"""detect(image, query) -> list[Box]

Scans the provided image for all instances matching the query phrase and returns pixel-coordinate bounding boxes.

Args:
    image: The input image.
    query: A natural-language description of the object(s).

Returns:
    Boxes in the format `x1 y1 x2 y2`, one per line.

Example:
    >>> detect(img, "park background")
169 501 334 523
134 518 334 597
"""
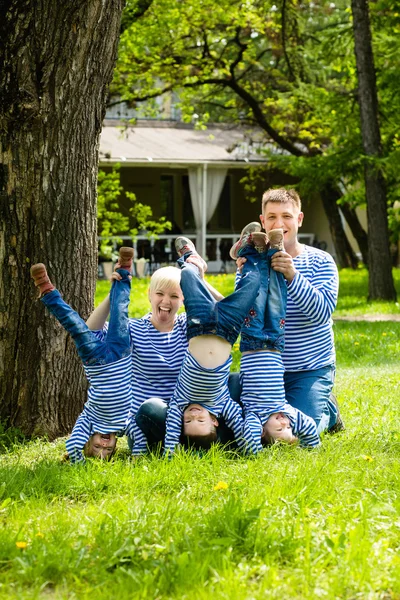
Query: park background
1 0 400 597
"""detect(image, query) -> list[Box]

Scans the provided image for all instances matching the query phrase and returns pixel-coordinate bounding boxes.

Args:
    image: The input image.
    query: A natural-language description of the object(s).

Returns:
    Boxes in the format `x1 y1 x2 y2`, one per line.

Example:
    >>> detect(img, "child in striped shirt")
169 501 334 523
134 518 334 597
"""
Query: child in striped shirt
231 229 320 452
30 248 137 464
164 227 264 454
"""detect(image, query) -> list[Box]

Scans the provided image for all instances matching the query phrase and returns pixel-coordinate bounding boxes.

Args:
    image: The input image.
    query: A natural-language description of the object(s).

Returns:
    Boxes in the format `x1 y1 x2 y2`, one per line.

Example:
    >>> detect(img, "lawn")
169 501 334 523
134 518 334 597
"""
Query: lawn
1 269 400 599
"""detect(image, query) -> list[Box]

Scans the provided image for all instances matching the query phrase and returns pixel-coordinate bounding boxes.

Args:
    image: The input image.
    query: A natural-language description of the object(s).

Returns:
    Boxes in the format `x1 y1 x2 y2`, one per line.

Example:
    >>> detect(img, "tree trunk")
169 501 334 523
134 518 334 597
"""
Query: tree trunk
339 202 369 266
351 0 396 300
319 184 359 269
0 1 124 437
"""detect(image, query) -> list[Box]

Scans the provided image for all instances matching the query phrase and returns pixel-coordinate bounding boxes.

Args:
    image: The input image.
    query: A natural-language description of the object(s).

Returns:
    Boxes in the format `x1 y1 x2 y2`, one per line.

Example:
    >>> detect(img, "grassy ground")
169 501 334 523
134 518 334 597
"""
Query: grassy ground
2 269 400 599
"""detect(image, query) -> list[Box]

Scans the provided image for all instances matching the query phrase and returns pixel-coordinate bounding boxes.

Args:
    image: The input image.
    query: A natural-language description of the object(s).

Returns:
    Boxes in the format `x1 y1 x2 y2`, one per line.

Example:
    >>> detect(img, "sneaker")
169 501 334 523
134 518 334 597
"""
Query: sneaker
30 263 55 296
252 232 269 253
174 237 207 271
327 393 345 434
229 222 262 260
118 247 134 271
268 228 285 251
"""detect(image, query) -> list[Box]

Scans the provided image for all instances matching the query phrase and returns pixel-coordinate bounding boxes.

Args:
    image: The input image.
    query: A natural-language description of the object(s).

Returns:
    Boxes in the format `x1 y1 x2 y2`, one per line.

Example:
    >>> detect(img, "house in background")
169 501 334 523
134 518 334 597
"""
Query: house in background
99 115 356 273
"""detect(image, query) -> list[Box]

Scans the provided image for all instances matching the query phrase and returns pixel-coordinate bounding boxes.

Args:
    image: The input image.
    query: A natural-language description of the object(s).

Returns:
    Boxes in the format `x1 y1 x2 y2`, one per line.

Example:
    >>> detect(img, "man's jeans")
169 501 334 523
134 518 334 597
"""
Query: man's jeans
239 246 287 353
41 269 131 365
284 365 337 430
178 259 260 347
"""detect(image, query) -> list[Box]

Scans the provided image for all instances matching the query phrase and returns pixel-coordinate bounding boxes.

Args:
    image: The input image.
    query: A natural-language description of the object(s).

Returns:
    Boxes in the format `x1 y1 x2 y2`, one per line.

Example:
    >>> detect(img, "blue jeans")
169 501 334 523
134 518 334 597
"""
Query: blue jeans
41 269 131 365
239 246 287 352
178 258 261 346
284 366 337 430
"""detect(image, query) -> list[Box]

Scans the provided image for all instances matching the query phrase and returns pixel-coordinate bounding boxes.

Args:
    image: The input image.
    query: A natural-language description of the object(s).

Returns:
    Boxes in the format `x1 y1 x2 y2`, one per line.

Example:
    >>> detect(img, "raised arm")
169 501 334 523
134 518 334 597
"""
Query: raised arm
86 294 110 330
163 399 184 456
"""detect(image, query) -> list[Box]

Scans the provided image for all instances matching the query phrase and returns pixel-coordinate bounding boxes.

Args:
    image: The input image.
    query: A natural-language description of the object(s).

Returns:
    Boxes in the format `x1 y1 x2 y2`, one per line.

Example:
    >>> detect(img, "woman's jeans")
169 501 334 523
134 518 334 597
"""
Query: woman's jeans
41 269 131 365
238 245 287 352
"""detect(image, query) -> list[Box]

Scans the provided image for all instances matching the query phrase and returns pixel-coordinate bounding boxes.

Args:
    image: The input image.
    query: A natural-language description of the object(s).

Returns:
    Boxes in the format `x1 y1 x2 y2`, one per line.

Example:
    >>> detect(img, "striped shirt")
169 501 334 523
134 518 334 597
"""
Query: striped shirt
236 245 338 372
66 355 133 463
164 351 244 454
240 352 320 452
94 313 188 454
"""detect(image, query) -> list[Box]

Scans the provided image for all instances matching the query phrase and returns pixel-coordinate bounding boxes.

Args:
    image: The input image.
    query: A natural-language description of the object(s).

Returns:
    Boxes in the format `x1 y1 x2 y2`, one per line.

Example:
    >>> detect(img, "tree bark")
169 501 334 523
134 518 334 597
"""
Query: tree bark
0 0 124 437
339 202 369 266
320 185 359 269
351 0 396 300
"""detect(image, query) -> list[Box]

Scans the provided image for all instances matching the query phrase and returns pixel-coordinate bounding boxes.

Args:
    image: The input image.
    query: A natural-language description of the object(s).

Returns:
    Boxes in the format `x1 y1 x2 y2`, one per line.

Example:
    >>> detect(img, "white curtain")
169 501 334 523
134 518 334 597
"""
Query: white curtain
188 167 228 230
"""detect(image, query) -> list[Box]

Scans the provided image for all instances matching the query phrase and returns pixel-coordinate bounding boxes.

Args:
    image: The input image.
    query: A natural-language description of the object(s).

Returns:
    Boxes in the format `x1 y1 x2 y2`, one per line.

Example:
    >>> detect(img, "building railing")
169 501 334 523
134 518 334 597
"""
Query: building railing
98 232 317 277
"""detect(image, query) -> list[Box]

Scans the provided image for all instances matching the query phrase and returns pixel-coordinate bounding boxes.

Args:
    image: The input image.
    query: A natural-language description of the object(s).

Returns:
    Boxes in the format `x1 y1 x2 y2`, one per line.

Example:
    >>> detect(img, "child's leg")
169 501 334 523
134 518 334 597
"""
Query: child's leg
104 268 131 363
41 290 107 364
239 245 287 352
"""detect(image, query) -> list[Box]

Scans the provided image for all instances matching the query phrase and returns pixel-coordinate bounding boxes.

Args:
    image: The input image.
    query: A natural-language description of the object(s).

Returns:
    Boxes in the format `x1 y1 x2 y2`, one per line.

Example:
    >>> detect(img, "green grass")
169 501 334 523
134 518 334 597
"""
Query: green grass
2 269 400 599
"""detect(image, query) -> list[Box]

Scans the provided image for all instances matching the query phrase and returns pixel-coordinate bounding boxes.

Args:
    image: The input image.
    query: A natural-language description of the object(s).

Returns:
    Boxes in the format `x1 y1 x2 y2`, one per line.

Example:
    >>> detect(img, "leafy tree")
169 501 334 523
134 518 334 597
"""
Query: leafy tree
112 0 399 296
0 1 125 436
97 166 171 260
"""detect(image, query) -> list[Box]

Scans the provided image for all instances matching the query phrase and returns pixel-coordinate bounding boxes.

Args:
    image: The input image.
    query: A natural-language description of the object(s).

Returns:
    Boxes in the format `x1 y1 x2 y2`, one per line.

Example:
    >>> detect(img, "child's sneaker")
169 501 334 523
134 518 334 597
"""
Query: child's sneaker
175 237 207 271
268 228 285 251
118 247 134 271
252 232 269 253
229 222 262 259
30 263 55 296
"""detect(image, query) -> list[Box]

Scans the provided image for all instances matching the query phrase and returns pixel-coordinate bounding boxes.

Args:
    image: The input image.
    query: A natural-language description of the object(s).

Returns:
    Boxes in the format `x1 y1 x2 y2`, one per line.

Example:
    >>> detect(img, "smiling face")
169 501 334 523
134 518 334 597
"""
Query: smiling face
183 404 219 440
260 200 304 254
84 433 117 459
262 412 296 445
148 283 183 331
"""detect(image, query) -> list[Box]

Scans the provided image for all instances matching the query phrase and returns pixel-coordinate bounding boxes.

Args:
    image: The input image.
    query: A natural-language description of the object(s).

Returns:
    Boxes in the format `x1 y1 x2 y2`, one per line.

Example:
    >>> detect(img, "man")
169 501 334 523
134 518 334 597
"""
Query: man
257 187 342 431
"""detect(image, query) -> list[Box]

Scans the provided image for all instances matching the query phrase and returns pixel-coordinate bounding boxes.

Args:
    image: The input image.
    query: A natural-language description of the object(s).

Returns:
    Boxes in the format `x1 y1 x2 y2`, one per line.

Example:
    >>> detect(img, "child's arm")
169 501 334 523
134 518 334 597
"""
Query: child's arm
221 398 244 448
293 410 320 448
65 413 92 464
242 412 263 454
125 418 148 456
163 399 184 456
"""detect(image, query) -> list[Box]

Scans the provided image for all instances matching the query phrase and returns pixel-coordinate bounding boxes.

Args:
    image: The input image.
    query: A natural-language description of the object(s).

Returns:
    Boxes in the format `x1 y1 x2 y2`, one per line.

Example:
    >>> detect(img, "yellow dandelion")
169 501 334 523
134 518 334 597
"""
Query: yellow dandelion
354 342 360 346
213 481 229 491
382 333 387 336
362 455 374 462
35 532 44 538
16 541 28 549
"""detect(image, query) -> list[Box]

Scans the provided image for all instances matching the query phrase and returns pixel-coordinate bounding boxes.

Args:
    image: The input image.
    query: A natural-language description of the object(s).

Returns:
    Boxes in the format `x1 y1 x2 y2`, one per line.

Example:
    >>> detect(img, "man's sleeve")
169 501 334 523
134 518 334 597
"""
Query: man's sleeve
293 411 320 448
125 418 148 456
287 257 338 324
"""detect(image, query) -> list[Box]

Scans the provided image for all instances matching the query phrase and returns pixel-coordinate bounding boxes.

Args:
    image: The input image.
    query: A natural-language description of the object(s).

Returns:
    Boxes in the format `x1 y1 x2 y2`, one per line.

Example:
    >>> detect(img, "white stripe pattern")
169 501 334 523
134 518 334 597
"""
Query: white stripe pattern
164 351 244 453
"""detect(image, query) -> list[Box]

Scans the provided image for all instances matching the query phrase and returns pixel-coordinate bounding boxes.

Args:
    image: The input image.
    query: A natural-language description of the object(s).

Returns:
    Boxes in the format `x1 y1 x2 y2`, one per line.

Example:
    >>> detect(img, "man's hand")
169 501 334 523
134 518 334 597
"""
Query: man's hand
187 255 207 278
271 251 297 283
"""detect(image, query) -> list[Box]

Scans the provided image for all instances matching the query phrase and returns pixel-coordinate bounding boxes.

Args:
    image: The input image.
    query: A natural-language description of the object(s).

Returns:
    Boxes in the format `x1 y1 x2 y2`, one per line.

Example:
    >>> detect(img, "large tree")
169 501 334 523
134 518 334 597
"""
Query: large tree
112 0 398 293
351 0 396 300
0 1 125 436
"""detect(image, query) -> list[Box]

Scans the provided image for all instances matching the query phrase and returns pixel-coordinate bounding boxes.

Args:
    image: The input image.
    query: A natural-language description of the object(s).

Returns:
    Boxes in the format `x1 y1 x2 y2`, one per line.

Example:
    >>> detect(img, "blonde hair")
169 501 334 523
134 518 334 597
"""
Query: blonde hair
262 188 302 212
149 266 182 294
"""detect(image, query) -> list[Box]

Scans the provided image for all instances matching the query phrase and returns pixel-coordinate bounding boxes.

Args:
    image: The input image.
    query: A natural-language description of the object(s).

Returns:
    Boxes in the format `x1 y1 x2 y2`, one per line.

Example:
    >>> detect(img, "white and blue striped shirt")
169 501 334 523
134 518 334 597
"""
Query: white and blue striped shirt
66 355 134 463
94 313 188 454
164 351 244 454
236 245 338 372
240 352 320 452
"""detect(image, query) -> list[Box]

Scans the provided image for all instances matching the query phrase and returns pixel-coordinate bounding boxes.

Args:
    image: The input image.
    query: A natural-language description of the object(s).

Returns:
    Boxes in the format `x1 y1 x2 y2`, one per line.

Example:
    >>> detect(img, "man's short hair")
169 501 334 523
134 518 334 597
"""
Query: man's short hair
261 188 302 212
182 428 218 450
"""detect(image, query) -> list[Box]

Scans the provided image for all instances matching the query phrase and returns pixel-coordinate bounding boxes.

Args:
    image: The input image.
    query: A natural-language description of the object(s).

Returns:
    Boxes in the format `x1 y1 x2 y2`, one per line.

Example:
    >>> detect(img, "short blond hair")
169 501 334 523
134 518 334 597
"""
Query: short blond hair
262 188 301 212
149 266 182 294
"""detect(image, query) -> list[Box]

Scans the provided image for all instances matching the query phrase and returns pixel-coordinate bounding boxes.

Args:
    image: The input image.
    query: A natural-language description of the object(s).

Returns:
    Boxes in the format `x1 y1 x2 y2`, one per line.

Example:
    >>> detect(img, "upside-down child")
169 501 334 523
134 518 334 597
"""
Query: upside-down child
30 248 140 463
230 228 320 452
164 226 265 454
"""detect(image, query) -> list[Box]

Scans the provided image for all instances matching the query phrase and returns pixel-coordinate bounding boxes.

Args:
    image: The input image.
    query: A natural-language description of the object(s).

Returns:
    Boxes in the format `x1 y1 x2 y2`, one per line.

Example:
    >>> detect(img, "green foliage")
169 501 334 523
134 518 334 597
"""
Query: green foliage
97 166 171 260
113 0 400 232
